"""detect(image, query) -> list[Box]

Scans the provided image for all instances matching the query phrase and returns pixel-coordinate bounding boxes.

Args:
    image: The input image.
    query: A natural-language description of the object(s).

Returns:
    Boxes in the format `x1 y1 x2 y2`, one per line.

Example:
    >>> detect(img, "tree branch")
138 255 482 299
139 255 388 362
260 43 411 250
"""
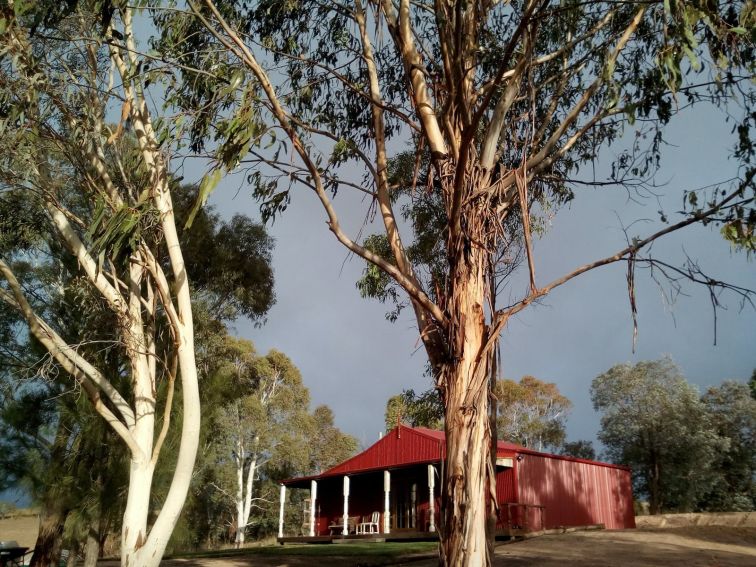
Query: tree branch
192 0 447 326
500 169 756 319
0 261 139 444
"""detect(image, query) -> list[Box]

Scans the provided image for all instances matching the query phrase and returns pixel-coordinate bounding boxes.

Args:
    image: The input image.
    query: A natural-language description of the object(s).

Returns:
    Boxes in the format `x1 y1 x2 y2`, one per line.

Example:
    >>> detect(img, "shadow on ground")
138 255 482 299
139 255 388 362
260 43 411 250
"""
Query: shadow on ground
95 526 756 566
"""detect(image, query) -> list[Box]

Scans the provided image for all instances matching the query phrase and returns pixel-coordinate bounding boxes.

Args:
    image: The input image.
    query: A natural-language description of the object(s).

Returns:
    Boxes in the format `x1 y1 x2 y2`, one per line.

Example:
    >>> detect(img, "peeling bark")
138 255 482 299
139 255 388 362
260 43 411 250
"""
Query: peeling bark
435 175 499 566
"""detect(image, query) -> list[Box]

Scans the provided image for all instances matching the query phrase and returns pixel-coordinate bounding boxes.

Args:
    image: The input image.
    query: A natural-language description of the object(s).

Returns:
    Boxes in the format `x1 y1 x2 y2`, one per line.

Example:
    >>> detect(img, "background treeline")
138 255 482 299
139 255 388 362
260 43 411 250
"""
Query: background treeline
387 360 755 515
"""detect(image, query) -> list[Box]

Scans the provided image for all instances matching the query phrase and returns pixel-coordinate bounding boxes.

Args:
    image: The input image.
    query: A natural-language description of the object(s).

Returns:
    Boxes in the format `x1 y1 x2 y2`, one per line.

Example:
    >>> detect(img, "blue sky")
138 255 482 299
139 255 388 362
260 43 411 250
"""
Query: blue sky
204 103 755 452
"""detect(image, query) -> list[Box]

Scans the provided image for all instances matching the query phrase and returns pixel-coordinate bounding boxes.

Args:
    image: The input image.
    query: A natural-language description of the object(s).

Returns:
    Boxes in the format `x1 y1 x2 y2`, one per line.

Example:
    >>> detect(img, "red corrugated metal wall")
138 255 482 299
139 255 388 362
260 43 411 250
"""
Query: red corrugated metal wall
516 453 635 529
495 467 517 530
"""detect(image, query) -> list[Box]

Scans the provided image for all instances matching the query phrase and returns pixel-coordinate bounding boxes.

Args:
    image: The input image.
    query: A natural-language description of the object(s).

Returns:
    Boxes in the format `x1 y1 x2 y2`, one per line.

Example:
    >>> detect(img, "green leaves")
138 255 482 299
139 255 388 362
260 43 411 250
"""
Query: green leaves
721 220 756 254
86 198 158 268
185 168 222 229
592 358 729 513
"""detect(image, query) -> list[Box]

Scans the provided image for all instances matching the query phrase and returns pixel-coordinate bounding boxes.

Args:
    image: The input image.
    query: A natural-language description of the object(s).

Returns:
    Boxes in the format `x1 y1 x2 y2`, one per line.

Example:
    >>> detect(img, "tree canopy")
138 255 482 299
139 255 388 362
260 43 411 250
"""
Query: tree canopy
149 1 754 562
4 0 755 563
592 358 724 514
495 376 572 451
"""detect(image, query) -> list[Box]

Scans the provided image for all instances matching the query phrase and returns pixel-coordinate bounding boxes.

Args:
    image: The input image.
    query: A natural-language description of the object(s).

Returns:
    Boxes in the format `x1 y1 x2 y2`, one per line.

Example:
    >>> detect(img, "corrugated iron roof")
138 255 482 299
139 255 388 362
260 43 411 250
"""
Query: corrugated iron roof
282 423 628 487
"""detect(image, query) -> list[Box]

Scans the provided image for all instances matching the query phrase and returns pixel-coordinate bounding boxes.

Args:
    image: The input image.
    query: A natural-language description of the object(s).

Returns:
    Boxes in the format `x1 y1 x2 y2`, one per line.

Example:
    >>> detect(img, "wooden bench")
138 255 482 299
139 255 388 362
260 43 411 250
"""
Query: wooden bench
328 516 359 535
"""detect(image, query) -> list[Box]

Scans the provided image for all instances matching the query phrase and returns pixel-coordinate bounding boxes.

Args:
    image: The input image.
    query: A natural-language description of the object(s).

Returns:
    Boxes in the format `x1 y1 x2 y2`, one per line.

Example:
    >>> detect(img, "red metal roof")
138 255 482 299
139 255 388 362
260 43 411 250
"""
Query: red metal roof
283 424 628 487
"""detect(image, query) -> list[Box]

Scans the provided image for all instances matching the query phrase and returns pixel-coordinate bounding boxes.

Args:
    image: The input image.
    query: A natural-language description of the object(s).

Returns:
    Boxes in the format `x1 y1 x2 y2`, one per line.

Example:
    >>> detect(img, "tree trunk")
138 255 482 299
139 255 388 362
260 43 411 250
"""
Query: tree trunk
649 459 662 515
235 448 245 547
83 525 100 567
438 239 497 567
29 506 66 567
241 451 258 539
121 458 155 566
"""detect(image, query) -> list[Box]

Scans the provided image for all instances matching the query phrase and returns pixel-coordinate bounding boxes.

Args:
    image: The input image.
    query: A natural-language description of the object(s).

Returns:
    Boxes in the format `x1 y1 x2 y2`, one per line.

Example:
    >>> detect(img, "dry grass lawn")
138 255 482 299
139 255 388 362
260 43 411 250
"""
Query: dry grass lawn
4 514 755 566
100 525 756 566
0 514 39 549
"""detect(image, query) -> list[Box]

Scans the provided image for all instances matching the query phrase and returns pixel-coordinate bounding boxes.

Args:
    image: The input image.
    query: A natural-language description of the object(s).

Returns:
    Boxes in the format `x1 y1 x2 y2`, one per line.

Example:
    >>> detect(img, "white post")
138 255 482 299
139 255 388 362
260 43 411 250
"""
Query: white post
428 464 436 532
309 480 318 537
411 483 417 529
342 475 350 536
278 484 286 538
383 470 391 534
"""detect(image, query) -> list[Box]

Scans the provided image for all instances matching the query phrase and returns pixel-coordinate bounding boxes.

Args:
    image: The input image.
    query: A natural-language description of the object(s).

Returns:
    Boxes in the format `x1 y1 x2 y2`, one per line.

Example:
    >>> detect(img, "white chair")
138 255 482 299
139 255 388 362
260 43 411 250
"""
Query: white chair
358 511 381 534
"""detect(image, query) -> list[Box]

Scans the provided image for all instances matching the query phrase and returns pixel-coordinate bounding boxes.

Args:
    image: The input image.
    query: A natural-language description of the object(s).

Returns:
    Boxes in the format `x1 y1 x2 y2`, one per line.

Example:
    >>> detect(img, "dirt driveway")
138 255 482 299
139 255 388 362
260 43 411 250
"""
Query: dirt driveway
148 526 756 567
492 526 756 566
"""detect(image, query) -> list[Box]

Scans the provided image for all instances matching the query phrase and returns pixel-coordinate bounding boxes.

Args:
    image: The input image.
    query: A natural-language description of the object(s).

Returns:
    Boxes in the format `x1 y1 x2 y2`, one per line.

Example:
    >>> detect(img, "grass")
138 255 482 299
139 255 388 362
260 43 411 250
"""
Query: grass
169 541 438 560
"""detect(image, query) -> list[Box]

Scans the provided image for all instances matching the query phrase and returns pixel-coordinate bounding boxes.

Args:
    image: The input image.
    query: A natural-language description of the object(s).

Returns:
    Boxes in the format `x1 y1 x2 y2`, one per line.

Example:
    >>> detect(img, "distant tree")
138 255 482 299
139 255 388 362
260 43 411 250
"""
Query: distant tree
560 440 597 461
308 405 359 474
700 380 756 511
206 344 310 546
496 377 572 452
750 370 756 400
591 358 723 514
384 389 444 432
172 186 275 322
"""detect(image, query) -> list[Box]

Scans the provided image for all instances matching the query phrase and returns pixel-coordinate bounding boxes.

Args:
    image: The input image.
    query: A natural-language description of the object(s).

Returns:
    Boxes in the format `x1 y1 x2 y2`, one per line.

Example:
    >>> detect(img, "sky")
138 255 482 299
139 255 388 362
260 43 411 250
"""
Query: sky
200 103 755 454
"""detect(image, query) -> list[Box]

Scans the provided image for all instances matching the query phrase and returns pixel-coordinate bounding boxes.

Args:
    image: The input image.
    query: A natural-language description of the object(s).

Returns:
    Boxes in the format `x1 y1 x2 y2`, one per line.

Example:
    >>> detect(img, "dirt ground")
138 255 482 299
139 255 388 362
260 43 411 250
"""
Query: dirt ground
114 526 756 567
492 526 756 567
4 519 755 565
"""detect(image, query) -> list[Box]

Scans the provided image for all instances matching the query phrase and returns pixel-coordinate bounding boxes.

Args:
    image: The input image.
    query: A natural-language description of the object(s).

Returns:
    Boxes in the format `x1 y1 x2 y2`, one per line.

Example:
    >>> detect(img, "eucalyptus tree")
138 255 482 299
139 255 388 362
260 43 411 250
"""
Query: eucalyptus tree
209 345 310 546
495 376 572 451
701 380 756 510
592 358 724 514
384 388 444 431
308 405 359 475
0 186 276 564
153 1 754 564
0 4 204 565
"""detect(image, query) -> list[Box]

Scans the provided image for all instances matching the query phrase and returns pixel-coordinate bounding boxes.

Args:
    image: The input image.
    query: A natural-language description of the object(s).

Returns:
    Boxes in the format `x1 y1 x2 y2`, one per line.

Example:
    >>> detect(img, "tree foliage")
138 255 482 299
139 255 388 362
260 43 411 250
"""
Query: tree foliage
495 376 572 451
559 440 597 461
699 380 756 511
384 388 445 432
66 0 756 563
591 358 724 514
308 405 359 475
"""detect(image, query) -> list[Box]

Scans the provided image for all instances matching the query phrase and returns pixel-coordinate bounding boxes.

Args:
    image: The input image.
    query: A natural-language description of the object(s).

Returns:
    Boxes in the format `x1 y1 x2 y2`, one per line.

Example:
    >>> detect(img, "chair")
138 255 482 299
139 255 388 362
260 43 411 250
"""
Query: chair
358 511 381 534
328 516 360 535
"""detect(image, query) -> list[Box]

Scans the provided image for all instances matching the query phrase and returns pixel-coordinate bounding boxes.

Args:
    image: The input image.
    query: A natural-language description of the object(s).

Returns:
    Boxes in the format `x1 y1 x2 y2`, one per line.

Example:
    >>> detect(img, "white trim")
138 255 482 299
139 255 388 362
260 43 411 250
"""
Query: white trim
309 480 317 537
383 470 391 534
342 476 350 536
428 464 436 532
278 485 286 538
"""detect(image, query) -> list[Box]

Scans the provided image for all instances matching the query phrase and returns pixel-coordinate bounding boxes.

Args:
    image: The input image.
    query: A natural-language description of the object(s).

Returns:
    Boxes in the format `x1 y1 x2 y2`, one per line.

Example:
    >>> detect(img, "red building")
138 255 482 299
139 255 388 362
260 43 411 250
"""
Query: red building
277 424 635 541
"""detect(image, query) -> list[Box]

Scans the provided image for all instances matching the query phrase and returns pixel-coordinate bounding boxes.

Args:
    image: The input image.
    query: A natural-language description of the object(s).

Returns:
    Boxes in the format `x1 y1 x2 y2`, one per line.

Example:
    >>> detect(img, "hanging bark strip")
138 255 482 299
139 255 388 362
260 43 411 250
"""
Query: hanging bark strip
515 166 537 295
627 252 638 352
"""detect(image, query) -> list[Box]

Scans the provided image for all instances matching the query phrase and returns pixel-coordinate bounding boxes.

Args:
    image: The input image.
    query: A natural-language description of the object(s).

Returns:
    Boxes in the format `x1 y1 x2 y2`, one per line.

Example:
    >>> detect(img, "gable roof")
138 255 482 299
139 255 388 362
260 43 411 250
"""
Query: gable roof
283 424 627 487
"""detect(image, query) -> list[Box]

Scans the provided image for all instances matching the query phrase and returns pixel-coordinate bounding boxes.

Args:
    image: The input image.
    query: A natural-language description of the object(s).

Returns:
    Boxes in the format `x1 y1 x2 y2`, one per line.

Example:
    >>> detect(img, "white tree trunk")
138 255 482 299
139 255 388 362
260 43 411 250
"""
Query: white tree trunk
241 454 258 540
121 458 154 564
119 117 201 565
83 526 99 567
234 442 245 547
